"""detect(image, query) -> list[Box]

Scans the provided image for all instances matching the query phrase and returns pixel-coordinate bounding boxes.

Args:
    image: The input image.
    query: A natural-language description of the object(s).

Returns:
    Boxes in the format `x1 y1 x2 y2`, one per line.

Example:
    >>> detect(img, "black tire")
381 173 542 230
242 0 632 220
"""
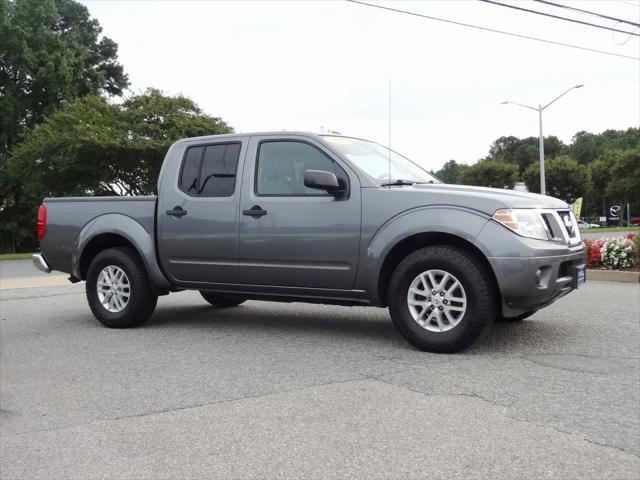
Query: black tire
199 291 246 308
86 247 158 328
499 311 536 322
388 245 497 353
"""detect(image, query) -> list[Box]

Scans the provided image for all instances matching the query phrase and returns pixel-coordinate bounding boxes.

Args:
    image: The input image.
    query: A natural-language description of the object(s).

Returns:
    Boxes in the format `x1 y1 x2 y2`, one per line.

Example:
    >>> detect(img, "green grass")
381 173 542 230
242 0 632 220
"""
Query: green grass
582 226 639 233
0 253 33 261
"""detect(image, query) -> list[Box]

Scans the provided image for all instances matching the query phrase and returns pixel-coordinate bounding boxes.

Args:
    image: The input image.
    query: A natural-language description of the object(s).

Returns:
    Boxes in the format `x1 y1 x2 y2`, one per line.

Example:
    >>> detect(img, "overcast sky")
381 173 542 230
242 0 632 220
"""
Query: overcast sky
82 0 640 171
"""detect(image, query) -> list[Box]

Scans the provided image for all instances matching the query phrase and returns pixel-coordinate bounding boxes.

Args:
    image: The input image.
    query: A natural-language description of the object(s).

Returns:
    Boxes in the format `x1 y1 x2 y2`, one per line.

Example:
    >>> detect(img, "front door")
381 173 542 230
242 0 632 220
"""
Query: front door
238 136 361 290
158 138 247 285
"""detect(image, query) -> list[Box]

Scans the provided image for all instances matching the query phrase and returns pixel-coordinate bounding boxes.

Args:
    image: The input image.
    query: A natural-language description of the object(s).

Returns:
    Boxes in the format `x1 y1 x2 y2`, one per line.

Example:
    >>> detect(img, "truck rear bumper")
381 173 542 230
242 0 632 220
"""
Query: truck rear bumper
489 246 586 318
32 253 52 274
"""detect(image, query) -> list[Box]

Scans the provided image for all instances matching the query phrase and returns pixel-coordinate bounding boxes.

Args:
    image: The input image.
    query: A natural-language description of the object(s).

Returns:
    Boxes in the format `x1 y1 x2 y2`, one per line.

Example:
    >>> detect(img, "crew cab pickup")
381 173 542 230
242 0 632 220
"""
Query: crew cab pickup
34 132 586 352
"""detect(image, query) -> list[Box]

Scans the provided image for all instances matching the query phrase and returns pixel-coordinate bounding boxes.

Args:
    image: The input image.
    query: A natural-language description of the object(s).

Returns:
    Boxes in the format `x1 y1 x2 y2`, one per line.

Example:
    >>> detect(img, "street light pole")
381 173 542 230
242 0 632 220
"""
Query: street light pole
538 105 545 195
502 84 583 195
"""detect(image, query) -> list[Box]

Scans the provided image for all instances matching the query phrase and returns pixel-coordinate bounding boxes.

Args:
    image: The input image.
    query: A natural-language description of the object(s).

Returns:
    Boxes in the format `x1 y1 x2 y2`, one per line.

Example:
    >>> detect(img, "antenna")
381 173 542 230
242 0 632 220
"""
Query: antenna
388 77 391 188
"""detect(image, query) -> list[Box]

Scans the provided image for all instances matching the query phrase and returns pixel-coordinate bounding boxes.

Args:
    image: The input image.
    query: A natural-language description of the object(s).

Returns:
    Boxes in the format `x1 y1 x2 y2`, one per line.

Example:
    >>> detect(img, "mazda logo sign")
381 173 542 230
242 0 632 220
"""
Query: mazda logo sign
610 205 621 216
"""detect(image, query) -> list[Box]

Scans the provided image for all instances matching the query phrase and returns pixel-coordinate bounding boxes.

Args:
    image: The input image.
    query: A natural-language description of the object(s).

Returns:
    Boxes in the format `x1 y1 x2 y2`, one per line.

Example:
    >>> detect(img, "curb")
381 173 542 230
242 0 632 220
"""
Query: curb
0 275 69 290
587 269 640 284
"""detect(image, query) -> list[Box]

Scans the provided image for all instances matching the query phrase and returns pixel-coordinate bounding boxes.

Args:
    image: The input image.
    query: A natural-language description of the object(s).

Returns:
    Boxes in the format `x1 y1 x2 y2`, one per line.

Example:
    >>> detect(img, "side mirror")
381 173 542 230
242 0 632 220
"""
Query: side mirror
304 170 345 196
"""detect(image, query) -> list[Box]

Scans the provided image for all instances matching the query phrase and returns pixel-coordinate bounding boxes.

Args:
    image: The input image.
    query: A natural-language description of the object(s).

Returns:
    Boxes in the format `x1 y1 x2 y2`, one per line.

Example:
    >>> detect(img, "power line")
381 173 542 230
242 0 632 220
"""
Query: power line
618 1 640 9
345 0 640 61
478 0 639 36
531 0 640 28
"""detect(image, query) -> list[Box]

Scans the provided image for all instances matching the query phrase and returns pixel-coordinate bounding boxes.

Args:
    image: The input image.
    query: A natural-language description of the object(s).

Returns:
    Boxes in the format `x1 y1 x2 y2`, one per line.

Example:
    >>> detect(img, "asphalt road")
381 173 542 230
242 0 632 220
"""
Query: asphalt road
1 278 639 479
0 259 64 280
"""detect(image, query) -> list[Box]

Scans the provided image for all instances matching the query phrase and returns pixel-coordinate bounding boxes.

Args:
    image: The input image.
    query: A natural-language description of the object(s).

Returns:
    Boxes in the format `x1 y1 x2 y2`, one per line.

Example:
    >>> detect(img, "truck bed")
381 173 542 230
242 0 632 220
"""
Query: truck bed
40 196 157 277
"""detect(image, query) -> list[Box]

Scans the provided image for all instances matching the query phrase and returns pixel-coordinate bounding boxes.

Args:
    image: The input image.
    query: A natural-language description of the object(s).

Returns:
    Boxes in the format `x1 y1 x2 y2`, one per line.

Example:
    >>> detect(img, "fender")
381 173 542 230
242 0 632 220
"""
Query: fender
355 205 493 304
73 213 172 290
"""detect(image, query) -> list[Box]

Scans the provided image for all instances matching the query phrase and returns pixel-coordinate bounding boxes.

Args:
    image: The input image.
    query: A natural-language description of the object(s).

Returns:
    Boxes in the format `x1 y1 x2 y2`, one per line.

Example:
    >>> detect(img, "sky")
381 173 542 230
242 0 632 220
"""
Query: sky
81 0 640 172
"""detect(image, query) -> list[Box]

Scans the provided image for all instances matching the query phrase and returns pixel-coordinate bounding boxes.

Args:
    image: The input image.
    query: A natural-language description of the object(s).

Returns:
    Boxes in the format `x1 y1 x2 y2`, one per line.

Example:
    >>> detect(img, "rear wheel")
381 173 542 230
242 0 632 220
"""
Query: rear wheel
86 247 158 328
199 291 246 308
388 246 497 353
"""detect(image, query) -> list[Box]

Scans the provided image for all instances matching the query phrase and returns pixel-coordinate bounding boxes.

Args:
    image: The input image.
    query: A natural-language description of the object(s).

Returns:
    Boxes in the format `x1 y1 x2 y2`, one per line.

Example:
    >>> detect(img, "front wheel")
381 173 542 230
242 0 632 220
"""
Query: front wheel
86 247 158 328
388 246 497 353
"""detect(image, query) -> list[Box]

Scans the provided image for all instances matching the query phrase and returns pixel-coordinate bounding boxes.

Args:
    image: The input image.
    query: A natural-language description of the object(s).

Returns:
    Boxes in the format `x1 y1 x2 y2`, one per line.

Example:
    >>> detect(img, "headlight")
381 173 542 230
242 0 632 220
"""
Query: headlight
492 209 549 240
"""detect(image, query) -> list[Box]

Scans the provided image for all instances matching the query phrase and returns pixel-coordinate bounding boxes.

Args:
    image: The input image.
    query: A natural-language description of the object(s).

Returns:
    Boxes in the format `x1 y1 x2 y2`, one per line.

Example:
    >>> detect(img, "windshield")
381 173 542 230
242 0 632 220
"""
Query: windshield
322 136 440 185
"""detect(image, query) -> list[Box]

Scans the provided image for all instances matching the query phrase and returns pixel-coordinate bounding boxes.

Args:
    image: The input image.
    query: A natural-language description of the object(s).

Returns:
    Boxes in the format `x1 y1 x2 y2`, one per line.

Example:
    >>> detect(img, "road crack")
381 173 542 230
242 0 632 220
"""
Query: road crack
366 374 640 460
0 376 367 438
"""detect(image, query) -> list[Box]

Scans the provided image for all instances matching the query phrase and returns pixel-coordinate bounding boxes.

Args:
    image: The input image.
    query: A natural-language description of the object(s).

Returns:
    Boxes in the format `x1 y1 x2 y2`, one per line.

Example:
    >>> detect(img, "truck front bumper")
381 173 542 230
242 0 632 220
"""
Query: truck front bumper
488 245 586 318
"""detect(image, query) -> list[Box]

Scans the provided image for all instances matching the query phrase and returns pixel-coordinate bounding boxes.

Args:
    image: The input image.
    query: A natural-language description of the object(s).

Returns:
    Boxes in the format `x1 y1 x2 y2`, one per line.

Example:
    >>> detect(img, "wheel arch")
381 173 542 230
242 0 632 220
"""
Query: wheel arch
79 233 139 279
376 231 500 307
74 214 171 291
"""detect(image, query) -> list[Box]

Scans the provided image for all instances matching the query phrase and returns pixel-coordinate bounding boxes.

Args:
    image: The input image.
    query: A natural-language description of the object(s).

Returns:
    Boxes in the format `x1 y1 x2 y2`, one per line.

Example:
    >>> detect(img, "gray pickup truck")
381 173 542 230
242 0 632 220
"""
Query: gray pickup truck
34 132 586 352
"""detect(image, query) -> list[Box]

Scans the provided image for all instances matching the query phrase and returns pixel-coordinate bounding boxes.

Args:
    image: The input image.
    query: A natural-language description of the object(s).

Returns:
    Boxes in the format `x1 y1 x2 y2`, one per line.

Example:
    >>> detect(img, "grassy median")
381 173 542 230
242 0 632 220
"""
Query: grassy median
582 227 640 234
0 253 33 261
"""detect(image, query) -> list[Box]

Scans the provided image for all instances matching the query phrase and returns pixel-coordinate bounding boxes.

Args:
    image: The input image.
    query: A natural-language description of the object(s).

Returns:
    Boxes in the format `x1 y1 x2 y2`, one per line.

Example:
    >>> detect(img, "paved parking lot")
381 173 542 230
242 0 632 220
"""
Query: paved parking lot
1 274 639 479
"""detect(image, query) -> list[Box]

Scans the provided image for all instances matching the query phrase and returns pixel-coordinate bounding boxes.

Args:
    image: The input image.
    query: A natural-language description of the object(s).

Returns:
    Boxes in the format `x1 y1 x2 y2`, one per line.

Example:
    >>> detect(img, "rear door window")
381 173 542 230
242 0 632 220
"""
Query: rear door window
179 143 241 197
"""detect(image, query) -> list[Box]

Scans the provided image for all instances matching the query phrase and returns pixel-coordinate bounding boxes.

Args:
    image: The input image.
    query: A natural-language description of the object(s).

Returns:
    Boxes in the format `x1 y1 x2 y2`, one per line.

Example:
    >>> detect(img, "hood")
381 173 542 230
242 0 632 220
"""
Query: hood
381 183 568 215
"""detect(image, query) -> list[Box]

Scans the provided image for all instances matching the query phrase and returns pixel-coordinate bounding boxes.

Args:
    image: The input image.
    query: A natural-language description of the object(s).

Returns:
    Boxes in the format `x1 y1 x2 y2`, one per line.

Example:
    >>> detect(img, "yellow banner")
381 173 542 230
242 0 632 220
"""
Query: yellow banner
572 197 583 218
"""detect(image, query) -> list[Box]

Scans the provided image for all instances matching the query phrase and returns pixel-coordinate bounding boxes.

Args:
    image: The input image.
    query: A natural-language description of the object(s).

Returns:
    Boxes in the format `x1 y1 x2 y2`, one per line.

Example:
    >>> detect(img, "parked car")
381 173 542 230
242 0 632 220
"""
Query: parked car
577 220 599 229
631 217 640 226
33 132 586 352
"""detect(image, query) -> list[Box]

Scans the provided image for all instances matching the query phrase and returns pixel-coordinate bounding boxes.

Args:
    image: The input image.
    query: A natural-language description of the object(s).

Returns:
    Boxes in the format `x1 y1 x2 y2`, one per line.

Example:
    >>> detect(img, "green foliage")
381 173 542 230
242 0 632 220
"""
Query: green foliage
440 128 638 219
459 160 518 189
523 156 587 203
433 159 467 184
7 89 232 201
0 0 129 251
568 128 640 165
488 135 565 174
605 149 640 212
0 0 128 155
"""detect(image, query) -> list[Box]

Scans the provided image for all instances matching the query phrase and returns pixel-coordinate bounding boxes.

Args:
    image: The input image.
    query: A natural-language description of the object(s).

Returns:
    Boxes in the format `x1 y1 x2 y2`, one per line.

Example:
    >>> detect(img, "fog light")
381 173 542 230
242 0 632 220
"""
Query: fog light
535 266 552 289
535 269 542 286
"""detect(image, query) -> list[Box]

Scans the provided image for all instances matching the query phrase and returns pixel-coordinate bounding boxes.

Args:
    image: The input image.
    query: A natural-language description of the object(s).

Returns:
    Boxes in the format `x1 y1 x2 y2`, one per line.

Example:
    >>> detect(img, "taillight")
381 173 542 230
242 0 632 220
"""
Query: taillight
37 204 47 240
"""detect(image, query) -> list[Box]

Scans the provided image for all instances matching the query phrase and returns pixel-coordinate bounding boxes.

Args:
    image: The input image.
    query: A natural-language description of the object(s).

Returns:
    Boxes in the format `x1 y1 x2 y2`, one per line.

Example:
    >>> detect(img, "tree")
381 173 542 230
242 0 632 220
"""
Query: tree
523 156 587 203
0 0 128 155
487 135 565 174
2 90 232 251
458 159 518 189
433 159 467 184
569 128 640 165
605 149 640 218
0 0 128 251
586 152 618 218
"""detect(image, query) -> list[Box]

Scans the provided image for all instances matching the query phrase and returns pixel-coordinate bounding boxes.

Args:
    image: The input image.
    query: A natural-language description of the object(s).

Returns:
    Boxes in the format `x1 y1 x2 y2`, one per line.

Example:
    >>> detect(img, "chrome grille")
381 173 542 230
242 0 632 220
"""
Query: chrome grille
557 210 577 238
538 209 582 246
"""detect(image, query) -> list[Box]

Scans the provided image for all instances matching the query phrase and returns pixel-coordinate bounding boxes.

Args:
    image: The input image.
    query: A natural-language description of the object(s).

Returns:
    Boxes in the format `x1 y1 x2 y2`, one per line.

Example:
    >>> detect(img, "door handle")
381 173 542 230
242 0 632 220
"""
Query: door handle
242 205 267 218
166 206 187 218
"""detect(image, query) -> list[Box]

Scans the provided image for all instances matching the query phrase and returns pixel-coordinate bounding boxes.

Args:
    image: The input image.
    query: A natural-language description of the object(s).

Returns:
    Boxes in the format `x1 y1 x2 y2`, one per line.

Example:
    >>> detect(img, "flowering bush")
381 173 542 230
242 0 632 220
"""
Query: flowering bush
634 234 640 264
600 236 636 269
583 239 603 268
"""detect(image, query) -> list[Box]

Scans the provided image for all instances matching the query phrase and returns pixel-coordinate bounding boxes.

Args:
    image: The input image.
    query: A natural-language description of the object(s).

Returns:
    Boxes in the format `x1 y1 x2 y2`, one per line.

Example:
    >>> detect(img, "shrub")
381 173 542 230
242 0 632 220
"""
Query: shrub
584 239 603 268
632 233 640 264
600 236 636 270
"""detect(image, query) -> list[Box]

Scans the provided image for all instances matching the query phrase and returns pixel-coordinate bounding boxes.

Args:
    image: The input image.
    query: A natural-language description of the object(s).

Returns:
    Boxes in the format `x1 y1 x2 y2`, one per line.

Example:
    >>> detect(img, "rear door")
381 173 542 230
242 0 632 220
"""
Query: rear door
158 138 247 285
238 135 361 290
